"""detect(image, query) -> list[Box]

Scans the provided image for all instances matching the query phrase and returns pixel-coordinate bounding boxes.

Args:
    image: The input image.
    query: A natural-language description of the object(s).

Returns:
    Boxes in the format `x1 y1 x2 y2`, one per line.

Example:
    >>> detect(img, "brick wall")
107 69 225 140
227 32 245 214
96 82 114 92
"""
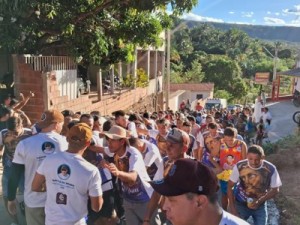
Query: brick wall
12 55 157 123
13 55 45 123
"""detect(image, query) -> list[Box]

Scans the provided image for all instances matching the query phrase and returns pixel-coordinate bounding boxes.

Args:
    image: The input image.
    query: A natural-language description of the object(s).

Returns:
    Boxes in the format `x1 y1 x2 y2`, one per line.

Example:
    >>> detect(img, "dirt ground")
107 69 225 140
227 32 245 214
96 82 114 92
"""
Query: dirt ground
266 134 300 225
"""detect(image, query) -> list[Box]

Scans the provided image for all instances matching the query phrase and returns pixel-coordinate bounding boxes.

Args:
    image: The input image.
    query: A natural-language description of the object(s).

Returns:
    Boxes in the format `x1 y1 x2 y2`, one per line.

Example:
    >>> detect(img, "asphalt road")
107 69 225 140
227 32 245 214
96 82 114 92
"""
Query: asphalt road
0 100 299 225
266 100 299 143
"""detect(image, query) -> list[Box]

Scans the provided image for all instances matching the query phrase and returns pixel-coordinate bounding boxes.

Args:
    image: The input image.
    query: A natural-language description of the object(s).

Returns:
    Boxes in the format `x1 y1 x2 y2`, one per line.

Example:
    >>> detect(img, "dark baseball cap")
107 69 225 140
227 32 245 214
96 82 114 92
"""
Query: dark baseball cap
150 158 219 196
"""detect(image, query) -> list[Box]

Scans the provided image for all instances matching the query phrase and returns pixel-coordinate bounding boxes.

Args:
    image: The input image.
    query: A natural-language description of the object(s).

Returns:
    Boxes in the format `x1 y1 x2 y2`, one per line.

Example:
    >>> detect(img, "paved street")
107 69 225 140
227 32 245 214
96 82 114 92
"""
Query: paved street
0 100 299 225
266 100 299 143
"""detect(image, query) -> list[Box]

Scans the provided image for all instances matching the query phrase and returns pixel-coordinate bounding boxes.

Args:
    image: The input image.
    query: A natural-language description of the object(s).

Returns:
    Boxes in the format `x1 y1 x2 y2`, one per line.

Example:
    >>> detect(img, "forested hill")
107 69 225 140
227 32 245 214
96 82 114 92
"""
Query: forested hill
185 20 300 43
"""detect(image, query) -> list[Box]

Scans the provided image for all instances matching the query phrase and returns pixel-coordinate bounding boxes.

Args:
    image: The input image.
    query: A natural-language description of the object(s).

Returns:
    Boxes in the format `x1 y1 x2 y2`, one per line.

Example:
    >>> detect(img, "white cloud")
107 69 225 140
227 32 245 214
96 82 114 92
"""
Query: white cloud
275 12 280 16
264 17 286 25
227 21 252 25
181 12 224 23
267 11 271 15
229 11 235 14
283 5 300 15
241 11 254 18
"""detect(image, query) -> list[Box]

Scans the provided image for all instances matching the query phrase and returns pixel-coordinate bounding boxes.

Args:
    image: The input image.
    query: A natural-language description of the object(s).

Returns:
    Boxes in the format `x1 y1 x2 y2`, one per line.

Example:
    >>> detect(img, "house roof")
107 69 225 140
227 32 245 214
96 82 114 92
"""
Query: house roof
170 83 214 92
277 68 300 77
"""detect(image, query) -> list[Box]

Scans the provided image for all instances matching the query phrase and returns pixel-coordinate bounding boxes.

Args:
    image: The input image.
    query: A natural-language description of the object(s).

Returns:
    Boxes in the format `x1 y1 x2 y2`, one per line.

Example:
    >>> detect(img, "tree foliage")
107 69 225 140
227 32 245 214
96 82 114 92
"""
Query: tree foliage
0 0 198 66
170 21 297 102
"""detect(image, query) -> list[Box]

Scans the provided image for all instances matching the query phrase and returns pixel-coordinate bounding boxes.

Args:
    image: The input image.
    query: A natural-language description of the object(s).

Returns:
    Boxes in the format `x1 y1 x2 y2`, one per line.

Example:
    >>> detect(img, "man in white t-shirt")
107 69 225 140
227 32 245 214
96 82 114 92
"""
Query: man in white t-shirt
150 158 249 225
228 145 282 225
129 137 164 181
102 125 158 225
7 109 68 225
32 123 103 225
114 110 138 138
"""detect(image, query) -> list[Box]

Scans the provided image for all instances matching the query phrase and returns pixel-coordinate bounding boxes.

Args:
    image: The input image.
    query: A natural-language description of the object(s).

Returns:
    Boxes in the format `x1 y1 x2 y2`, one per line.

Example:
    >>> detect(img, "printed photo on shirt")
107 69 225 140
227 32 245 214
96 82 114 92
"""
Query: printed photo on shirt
42 141 55 154
57 164 71 180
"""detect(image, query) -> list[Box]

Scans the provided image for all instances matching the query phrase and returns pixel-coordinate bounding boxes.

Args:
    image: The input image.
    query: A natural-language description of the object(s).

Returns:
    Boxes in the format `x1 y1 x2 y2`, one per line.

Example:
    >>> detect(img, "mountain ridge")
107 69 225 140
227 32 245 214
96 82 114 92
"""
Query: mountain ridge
184 20 300 43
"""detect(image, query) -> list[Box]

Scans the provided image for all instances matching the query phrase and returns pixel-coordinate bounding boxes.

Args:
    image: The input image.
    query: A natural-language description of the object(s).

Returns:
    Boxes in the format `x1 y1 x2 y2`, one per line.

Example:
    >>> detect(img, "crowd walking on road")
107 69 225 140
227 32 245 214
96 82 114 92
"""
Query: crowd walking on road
0 92 281 225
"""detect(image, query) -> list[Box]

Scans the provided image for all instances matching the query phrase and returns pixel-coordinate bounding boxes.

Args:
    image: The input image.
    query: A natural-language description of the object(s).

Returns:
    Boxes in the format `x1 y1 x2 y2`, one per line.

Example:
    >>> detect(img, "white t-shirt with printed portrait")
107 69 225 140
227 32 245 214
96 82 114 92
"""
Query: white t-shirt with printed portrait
37 151 102 225
104 145 153 202
12 131 68 208
141 139 164 181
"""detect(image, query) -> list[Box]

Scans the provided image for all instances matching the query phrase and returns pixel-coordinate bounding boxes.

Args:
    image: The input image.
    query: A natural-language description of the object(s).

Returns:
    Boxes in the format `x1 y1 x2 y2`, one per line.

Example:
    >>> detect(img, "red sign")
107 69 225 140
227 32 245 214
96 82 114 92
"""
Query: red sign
255 73 270 85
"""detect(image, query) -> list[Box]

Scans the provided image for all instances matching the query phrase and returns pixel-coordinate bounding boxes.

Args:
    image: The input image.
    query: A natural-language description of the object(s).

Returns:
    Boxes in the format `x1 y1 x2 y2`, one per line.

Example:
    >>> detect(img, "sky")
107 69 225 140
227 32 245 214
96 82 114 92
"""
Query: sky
180 0 300 27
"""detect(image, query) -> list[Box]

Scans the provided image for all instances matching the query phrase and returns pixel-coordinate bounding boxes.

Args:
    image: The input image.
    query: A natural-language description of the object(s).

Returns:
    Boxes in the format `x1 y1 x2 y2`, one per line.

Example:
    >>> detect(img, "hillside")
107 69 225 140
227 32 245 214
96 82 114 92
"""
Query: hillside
185 20 300 43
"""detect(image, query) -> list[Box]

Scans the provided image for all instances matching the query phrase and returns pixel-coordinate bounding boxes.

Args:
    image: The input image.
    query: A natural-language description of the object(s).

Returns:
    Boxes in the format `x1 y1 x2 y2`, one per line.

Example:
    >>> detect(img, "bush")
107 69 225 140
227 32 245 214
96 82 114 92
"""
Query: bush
121 68 149 88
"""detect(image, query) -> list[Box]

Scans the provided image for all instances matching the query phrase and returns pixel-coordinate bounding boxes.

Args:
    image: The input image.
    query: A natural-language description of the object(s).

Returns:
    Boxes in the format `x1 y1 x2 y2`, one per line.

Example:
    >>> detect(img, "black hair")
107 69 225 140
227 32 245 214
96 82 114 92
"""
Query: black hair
80 114 93 121
0 106 11 118
143 112 150 119
114 110 125 118
248 145 265 157
103 120 113 132
7 116 23 131
223 127 236 137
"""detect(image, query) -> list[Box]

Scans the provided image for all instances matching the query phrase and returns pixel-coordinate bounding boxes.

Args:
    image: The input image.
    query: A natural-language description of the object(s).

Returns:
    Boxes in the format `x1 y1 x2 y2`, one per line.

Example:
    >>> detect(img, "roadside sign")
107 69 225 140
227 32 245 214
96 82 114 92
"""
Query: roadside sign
255 72 270 85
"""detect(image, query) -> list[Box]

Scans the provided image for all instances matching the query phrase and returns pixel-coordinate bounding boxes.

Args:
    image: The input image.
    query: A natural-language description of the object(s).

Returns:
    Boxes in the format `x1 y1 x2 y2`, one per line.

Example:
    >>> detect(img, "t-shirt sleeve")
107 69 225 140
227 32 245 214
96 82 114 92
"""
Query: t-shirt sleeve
127 122 138 138
58 136 68 151
129 151 143 172
0 130 5 146
148 130 159 139
196 132 204 147
270 167 282 188
143 149 156 167
88 169 103 197
229 165 239 183
37 158 47 176
12 141 26 165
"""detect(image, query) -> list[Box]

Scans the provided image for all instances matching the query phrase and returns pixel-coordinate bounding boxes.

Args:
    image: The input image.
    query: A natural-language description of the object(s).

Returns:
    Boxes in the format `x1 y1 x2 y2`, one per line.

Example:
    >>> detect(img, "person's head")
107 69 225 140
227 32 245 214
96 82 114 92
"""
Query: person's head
0 106 11 121
102 125 128 154
223 127 237 145
37 110 64 133
92 115 101 131
151 159 219 225
80 114 94 128
181 121 192 134
165 128 190 161
247 145 265 168
67 122 93 151
102 119 113 132
186 116 196 125
205 115 214 124
7 116 23 133
128 137 144 152
264 107 269 112
158 111 165 119
156 118 169 135
143 112 150 119
226 154 234 164
60 165 68 175
204 136 221 155
207 122 218 135
114 110 127 128
0 94 11 106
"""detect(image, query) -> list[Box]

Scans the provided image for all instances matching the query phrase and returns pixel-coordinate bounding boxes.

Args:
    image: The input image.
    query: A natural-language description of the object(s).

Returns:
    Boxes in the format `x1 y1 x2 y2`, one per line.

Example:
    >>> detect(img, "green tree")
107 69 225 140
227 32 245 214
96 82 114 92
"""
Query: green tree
202 55 241 91
0 0 198 66
214 90 233 101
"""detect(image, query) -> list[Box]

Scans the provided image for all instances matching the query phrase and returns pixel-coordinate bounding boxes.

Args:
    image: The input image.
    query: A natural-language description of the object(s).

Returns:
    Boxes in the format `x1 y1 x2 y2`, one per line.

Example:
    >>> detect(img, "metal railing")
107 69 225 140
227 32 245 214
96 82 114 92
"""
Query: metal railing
24 55 77 71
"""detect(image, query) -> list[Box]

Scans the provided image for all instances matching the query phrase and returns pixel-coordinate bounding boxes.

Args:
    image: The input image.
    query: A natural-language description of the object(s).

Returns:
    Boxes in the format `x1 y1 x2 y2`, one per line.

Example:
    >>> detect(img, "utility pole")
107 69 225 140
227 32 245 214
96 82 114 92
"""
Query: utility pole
166 29 170 110
273 43 279 81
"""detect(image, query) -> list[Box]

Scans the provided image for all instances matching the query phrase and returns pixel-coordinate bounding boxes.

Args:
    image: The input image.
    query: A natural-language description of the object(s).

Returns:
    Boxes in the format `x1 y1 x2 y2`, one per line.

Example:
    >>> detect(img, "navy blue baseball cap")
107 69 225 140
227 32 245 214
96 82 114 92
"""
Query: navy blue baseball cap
150 158 219 196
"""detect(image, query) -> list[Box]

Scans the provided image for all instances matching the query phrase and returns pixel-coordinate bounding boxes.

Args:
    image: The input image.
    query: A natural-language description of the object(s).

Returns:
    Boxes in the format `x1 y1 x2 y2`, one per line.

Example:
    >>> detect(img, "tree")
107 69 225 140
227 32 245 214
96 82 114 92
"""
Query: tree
202 55 242 91
0 0 198 66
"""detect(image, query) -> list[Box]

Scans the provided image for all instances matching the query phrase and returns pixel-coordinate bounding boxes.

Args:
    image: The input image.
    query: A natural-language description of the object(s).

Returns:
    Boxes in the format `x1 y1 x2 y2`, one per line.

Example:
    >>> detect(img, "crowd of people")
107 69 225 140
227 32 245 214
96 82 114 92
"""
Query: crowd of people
0 92 281 225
